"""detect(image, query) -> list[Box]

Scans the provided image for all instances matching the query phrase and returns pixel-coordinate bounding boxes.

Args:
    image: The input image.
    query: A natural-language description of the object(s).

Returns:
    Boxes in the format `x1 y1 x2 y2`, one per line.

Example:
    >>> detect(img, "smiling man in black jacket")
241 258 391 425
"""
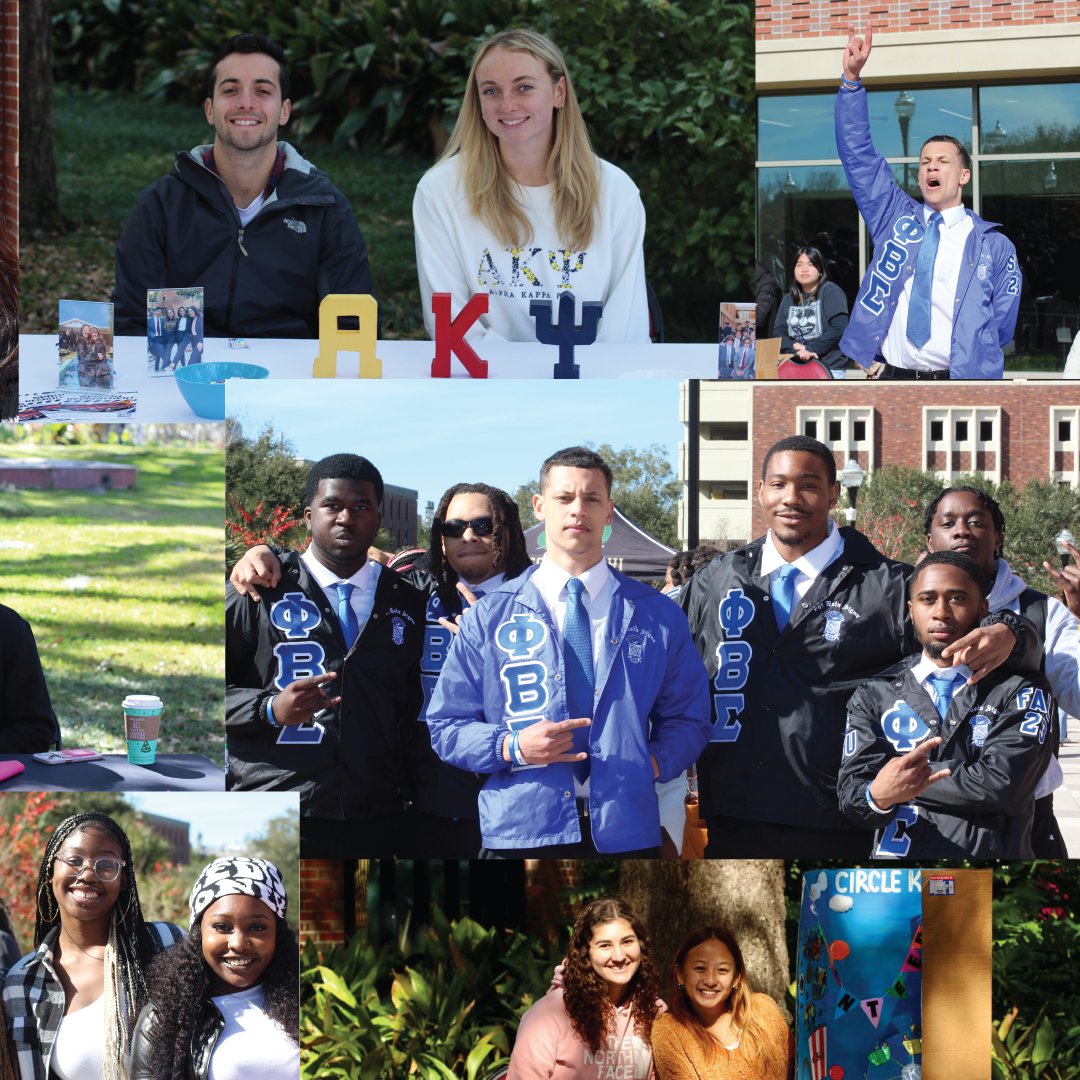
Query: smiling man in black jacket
114 35 371 339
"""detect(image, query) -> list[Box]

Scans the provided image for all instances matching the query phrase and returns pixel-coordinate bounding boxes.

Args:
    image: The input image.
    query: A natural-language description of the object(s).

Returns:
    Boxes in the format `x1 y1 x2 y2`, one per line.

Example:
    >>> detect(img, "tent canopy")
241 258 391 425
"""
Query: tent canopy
524 505 675 579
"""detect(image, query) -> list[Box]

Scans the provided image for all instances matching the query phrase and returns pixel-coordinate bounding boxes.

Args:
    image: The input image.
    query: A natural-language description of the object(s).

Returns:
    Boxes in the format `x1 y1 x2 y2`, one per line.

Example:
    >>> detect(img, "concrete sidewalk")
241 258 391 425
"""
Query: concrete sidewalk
1053 739 1080 857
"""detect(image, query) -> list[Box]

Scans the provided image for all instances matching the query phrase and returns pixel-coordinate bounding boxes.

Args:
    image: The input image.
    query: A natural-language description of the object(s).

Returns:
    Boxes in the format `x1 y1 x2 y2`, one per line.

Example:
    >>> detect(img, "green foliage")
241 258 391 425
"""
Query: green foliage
302 910 558 1078
226 419 310 515
852 467 1080 595
248 810 301 931
47 0 751 343
513 441 680 548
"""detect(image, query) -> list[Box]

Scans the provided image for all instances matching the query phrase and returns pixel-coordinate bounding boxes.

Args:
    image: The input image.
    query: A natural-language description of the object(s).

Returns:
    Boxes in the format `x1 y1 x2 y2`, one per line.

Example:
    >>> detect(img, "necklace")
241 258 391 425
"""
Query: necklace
60 931 107 962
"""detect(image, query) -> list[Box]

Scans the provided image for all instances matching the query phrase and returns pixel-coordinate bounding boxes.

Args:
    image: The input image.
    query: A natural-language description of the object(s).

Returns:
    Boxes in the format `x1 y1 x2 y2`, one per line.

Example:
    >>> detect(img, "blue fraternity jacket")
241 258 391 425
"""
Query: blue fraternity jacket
835 85 1021 378
425 564 711 853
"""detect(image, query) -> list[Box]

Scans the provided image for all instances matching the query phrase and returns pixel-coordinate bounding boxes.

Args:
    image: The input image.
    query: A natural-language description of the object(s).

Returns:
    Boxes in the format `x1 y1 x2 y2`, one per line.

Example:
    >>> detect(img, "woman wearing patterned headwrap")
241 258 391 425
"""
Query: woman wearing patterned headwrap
129 857 299 1080
1 812 183 1080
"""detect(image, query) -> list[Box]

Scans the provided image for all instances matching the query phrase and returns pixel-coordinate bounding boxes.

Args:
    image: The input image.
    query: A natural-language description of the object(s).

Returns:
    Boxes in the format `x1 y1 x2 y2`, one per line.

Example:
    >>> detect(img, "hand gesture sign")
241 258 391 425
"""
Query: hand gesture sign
1044 540 1080 619
273 672 340 727
843 23 873 82
869 736 950 809
438 581 482 636
503 718 592 766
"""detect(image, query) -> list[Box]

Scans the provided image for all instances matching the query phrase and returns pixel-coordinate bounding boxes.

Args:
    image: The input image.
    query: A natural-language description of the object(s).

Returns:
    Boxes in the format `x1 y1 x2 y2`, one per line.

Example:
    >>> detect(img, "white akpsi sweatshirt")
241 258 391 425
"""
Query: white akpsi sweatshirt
413 155 650 345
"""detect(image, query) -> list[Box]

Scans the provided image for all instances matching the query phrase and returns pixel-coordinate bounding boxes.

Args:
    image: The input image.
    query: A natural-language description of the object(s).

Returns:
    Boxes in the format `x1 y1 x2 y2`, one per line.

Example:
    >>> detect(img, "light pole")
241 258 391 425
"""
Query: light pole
1055 527 1076 569
841 457 865 524
895 91 916 193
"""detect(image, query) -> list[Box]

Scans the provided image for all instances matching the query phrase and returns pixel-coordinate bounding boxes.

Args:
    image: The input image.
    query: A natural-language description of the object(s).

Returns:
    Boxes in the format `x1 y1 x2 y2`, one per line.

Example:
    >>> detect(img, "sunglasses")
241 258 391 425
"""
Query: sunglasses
441 517 494 539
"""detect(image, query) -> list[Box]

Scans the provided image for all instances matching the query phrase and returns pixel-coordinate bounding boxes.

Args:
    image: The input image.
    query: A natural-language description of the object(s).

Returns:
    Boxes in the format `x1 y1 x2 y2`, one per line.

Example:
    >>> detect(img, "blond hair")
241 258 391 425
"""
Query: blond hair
438 29 600 250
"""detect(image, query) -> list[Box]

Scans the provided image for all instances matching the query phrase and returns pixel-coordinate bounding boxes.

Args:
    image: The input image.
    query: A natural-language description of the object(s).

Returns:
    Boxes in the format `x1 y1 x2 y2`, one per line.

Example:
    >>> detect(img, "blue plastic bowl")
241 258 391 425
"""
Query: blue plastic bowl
174 362 270 420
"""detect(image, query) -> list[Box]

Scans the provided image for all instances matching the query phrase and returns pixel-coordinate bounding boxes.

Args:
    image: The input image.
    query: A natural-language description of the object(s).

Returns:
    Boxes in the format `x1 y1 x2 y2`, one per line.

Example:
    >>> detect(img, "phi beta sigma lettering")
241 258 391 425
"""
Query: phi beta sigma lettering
496 613 551 767
477 247 587 299
858 214 925 316
268 592 328 746
710 588 756 744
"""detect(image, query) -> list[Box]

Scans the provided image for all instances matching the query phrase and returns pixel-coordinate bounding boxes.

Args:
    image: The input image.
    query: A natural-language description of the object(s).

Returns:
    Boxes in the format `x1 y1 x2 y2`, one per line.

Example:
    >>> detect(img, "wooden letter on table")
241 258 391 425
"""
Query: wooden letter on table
530 292 602 379
921 869 992 1080
431 292 489 378
313 294 382 379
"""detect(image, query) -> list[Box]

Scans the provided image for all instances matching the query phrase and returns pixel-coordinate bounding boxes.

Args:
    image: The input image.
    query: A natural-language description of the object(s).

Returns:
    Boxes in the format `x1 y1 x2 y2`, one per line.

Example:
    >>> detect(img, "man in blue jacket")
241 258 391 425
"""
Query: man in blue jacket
426 446 712 857
836 24 1020 379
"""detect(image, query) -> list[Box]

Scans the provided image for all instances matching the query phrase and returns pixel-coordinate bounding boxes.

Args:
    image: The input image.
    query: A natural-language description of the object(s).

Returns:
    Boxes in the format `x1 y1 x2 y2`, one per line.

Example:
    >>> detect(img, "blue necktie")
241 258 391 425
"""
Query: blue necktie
928 671 961 720
334 582 359 649
563 578 594 779
906 210 944 348
771 564 800 632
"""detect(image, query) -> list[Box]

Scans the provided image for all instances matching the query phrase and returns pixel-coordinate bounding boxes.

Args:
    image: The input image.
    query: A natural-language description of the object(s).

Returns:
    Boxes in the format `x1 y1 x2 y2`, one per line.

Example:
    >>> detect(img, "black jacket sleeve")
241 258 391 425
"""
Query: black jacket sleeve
0 607 57 752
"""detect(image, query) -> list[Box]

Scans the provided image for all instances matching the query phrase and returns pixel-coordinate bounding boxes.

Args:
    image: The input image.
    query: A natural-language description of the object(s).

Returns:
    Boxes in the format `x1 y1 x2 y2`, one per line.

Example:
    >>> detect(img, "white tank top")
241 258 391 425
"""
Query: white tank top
51 995 106 1079
208 985 299 1080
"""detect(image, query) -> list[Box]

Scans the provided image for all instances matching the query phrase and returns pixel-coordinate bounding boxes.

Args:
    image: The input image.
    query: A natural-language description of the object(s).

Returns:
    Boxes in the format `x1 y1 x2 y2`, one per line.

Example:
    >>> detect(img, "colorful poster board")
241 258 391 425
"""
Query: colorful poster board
797 868 923 1080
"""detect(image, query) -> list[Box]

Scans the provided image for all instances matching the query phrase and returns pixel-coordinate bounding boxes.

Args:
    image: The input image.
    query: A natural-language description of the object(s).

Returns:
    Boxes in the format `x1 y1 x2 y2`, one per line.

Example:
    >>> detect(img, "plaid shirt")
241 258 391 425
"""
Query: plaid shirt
2 922 183 1080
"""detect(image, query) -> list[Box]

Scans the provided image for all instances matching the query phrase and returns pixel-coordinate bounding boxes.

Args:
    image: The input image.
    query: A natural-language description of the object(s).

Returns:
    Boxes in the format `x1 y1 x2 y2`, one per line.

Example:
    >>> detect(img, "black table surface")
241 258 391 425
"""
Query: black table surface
0 753 225 792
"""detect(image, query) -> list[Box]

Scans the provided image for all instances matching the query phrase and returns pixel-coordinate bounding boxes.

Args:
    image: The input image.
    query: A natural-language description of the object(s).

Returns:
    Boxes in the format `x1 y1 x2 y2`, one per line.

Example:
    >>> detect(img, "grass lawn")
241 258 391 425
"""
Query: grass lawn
0 440 224 762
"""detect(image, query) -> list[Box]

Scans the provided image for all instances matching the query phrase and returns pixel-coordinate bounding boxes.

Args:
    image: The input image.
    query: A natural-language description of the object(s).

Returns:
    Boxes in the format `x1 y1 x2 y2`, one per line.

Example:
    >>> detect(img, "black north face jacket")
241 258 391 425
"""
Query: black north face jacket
114 142 372 338
226 551 425 820
682 527 914 835
838 655 1055 858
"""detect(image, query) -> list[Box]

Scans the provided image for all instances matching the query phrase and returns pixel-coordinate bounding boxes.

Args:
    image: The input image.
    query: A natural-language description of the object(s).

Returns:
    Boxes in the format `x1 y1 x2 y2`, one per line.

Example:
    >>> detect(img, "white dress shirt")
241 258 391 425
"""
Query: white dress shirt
759 518 844 608
301 547 380 641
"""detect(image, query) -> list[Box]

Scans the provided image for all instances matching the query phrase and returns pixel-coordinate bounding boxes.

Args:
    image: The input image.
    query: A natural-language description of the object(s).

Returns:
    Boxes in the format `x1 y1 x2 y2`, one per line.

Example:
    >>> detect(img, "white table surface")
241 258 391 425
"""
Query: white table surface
19 335 720 423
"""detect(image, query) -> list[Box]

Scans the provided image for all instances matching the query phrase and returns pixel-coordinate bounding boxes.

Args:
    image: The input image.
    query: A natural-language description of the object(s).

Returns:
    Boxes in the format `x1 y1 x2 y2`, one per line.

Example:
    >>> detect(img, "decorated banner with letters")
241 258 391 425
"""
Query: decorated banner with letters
797 868 922 1080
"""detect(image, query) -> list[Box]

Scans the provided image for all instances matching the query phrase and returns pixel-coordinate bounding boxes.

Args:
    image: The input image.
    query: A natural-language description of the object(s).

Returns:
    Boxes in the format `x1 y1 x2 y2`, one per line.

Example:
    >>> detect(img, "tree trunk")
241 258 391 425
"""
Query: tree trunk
20 0 62 233
621 859 789 1008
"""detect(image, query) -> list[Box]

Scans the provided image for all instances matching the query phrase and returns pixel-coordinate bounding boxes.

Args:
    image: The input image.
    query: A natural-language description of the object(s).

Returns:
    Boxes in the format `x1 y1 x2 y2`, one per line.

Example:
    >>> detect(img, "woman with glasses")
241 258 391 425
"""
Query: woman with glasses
1 812 183 1080
129 857 299 1079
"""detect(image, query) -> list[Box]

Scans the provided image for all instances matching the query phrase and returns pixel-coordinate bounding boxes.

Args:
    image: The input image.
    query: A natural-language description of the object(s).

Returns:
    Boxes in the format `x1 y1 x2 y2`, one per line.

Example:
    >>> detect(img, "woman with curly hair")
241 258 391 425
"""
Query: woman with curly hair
1 811 183 1080
651 927 792 1080
413 28 649 344
509 897 663 1079
129 857 299 1080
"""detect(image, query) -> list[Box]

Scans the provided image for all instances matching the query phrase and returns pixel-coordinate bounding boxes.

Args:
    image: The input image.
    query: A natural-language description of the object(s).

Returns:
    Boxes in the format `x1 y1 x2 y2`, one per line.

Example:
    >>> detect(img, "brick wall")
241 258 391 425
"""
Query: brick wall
300 860 347 948
757 0 1080 40
0 0 14 246
750 382 1071 535
522 860 582 937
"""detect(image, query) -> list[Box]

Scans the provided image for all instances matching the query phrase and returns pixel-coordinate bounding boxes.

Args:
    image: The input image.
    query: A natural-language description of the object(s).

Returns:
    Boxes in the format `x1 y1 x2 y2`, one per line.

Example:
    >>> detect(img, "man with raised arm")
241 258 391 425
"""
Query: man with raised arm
836 24 1020 379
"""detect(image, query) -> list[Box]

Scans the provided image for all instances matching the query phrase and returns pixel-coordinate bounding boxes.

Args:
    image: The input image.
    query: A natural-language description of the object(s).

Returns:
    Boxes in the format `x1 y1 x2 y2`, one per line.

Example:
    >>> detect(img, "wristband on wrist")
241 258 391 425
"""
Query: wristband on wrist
865 783 890 814
840 75 862 90
510 730 529 767
265 696 282 729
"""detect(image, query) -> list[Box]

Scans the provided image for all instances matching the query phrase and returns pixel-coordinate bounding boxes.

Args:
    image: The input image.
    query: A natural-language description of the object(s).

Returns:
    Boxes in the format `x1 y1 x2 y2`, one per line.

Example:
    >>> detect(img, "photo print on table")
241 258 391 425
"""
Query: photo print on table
58 299 116 390
718 300 757 380
146 287 205 377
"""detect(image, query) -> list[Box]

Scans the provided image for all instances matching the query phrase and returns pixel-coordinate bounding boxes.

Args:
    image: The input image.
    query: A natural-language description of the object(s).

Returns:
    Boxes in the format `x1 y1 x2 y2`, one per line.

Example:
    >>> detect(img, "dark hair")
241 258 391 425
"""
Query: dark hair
35 813 159 1065
920 134 972 173
143 915 299 1078
922 485 1005 557
562 897 660 1055
669 927 782 1070
206 34 290 101
429 482 531 608
788 245 830 303
910 549 988 598
540 446 613 495
761 435 836 485
304 453 383 507
668 545 722 587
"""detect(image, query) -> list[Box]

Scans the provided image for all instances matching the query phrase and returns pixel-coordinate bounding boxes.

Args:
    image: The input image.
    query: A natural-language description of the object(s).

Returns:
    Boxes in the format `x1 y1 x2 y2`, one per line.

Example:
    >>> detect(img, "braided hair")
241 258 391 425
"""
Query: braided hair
429 483 531 609
35 812 158 1080
143 916 300 1078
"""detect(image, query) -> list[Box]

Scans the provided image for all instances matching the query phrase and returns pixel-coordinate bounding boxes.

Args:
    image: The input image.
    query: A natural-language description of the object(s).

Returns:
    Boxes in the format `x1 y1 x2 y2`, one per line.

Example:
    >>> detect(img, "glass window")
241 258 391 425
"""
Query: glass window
805 419 818 438
930 420 944 441
758 95 838 162
956 420 969 441
1061 420 1072 441
865 87 973 159
828 420 842 442
980 420 994 441
979 84 1080 154
854 420 866 441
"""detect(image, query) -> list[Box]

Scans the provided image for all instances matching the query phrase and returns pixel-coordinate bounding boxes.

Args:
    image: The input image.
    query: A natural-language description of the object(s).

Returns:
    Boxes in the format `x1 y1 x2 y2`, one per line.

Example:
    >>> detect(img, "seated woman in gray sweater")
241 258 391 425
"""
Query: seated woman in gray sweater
772 246 850 377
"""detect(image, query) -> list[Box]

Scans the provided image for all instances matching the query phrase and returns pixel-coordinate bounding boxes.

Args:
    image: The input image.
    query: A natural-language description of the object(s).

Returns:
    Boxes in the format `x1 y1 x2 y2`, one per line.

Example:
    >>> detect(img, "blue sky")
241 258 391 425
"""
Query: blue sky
227 379 686 510
123 792 297 852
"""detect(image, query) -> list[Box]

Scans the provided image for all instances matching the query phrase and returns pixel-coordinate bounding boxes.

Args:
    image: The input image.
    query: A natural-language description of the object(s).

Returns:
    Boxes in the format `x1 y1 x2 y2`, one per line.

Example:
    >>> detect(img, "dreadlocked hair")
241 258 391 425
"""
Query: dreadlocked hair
562 897 661 1055
143 917 300 1078
35 812 156 1080
429 482 531 609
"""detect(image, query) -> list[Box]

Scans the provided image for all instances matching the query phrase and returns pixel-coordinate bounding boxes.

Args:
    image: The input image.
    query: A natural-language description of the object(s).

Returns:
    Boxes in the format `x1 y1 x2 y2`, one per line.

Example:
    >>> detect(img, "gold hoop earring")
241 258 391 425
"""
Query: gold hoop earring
37 882 58 924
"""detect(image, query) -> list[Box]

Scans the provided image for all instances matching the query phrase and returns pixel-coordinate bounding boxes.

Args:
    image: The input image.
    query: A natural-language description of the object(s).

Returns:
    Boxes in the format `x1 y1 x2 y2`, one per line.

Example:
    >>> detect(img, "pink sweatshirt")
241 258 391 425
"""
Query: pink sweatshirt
508 988 662 1080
